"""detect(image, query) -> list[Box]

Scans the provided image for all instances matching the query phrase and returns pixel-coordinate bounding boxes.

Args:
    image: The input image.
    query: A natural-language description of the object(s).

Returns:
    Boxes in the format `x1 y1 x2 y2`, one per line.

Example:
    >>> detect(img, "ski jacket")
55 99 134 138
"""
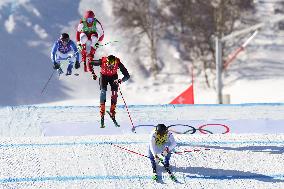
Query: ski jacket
50 39 79 63
92 57 130 81
76 18 104 42
149 130 177 155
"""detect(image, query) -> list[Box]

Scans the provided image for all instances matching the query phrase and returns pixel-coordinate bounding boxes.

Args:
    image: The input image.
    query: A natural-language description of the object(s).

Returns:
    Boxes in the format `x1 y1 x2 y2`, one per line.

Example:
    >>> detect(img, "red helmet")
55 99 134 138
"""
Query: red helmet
84 10 95 25
84 10 95 21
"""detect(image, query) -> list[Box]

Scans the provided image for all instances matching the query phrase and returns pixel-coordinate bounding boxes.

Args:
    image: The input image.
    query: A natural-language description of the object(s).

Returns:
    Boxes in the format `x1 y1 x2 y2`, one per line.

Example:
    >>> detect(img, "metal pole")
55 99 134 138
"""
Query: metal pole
215 37 223 104
40 69 56 95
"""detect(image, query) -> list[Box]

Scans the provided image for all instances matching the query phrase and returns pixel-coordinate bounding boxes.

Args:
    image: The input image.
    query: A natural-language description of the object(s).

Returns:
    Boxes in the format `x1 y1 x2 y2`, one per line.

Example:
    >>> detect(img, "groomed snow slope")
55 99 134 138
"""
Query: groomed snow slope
0 134 283 189
0 104 283 188
1 103 284 137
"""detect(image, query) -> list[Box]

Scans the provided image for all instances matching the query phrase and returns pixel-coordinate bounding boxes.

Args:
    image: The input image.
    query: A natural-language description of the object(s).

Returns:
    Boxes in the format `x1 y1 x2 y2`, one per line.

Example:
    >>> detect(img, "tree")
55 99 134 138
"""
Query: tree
162 0 255 87
113 0 165 76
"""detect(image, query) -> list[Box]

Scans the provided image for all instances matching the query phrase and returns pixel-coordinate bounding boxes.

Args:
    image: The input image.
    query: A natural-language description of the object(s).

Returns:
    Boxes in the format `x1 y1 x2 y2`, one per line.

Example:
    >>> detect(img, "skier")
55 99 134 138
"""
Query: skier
91 55 130 128
149 124 177 181
50 33 80 75
76 10 104 73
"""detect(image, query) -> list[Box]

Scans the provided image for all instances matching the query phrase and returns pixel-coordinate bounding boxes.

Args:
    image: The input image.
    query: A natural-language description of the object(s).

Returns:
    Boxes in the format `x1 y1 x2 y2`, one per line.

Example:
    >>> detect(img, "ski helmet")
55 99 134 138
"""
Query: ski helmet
60 33 70 42
84 10 95 24
108 55 116 63
156 124 168 135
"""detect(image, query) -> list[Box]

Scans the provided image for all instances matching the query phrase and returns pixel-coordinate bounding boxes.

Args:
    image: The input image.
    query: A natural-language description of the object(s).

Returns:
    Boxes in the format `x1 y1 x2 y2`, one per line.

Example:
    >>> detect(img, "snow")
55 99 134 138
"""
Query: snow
0 98 284 188
0 134 283 188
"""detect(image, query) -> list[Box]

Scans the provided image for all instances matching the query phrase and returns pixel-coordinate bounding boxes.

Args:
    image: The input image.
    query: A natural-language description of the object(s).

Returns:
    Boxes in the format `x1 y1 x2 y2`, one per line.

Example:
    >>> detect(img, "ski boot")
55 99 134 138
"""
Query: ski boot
100 103 105 128
169 174 177 182
165 166 177 182
100 116 105 128
152 168 158 181
152 174 158 181
109 102 120 127
110 103 116 119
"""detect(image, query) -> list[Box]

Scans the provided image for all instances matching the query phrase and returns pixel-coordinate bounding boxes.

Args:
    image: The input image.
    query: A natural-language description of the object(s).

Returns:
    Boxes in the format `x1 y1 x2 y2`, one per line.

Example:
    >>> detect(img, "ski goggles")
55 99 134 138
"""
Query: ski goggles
86 17 94 23
61 39 69 45
107 59 115 65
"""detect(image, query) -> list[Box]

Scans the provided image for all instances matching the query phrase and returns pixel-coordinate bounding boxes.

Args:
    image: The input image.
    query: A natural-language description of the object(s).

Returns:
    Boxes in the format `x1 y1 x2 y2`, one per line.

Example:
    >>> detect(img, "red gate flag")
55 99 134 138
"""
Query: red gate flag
169 84 194 104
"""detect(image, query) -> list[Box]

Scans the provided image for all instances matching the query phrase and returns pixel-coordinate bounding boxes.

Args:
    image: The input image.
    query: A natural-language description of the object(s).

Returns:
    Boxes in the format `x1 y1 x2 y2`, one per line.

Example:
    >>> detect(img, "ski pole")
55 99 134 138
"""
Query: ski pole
173 148 210 155
111 143 167 166
117 85 136 132
111 143 201 158
95 40 119 48
40 69 56 95
111 143 150 159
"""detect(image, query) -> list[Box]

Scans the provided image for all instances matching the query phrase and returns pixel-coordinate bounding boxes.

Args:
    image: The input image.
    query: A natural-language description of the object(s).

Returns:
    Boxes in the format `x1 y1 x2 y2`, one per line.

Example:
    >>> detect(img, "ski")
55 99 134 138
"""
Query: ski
152 173 158 181
164 166 177 182
106 111 120 127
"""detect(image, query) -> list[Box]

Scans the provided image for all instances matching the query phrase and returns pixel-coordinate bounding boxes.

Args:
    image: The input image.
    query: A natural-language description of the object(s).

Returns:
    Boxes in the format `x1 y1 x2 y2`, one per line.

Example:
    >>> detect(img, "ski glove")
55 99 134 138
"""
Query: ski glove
53 63 60 70
57 68 64 75
162 147 169 157
154 155 162 164
94 43 100 48
91 71 97 80
77 42 83 51
114 79 122 85
92 74 97 80
75 61 80 69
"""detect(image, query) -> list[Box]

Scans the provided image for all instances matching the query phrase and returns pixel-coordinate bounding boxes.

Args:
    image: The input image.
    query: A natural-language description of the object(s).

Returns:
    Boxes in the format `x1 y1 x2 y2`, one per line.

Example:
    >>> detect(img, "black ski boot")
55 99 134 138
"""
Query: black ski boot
100 116 105 128
165 166 177 182
100 103 105 128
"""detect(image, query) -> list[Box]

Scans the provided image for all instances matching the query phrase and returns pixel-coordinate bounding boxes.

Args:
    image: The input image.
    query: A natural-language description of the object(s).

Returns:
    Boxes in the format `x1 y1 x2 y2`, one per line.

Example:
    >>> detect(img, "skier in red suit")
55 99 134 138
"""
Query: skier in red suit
76 10 104 72
91 55 130 128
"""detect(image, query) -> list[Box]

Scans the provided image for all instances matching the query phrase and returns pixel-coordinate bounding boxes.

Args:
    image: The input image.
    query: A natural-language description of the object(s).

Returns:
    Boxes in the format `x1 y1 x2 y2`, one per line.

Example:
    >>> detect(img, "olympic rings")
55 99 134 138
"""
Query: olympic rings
198 124 230 134
133 123 230 134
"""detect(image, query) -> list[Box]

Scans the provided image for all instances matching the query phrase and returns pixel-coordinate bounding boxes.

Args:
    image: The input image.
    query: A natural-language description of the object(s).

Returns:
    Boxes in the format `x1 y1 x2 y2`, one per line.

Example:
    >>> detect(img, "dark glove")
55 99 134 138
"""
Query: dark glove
162 147 169 157
77 42 83 51
53 62 60 70
114 79 122 84
91 70 97 80
92 74 97 80
75 61 80 69
94 43 100 48
154 155 162 164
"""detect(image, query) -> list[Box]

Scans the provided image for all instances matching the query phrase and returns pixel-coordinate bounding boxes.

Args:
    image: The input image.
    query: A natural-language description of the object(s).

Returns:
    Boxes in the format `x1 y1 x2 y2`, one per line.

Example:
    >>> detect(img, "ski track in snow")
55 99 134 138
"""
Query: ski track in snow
0 135 283 189
0 104 284 188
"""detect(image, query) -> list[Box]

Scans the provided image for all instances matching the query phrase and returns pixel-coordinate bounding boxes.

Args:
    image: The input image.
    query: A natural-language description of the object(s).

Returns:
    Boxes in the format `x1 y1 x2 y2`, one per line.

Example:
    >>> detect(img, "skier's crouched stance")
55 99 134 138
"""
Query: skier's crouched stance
50 33 80 75
91 55 130 128
149 124 177 181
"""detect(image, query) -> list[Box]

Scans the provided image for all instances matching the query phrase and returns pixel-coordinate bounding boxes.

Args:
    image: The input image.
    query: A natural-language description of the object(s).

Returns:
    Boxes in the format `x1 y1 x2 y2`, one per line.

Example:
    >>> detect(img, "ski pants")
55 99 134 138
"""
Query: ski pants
99 74 118 104
79 33 98 49
148 147 171 170
55 51 75 74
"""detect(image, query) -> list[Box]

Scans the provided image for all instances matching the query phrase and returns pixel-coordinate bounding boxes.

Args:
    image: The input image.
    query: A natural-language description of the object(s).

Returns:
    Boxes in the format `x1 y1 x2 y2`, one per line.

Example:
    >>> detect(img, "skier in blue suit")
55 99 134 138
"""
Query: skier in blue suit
50 33 80 75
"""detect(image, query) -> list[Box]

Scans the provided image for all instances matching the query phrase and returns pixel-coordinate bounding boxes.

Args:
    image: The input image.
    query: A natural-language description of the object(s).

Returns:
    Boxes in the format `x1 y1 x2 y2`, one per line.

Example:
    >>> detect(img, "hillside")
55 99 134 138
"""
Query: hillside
0 0 283 106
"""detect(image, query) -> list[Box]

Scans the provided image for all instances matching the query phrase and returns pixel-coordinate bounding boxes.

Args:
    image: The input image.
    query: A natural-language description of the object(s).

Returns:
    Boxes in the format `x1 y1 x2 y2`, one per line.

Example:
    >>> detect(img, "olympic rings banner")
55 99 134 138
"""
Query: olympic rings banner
43 119 284 136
